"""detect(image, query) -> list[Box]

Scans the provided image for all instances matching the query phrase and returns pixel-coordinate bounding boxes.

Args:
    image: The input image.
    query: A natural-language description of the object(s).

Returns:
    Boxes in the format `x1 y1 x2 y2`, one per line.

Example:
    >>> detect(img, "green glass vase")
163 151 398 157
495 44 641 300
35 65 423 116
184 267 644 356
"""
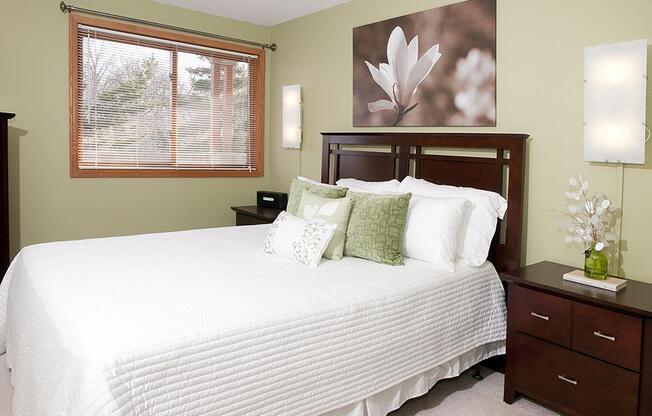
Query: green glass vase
584 247 608 280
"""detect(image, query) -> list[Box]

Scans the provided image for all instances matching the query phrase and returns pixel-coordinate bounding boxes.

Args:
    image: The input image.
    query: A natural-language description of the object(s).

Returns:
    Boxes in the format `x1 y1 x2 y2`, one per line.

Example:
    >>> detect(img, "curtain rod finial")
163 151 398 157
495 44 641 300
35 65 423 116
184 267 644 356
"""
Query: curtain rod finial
269 43 277 51
60 1 70 13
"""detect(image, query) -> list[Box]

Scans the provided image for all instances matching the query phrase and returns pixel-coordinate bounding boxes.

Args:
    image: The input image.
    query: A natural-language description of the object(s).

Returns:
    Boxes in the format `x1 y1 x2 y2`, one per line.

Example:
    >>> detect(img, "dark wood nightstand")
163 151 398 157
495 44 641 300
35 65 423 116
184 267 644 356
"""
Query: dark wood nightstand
231 205 282 226
501 261 652 416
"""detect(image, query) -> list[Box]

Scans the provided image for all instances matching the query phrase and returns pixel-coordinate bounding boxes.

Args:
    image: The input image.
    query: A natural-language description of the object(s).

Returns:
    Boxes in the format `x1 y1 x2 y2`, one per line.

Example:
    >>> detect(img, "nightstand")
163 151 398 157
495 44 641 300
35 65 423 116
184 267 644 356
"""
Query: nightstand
501 261 652 416
231 205 282 226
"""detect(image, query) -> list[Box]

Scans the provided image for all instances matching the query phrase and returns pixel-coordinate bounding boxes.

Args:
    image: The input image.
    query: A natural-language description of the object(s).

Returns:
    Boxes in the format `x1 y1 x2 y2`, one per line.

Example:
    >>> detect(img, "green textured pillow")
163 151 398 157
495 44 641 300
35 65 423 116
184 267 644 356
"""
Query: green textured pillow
296 190 353 260
287 178 348 215
345 192 412 265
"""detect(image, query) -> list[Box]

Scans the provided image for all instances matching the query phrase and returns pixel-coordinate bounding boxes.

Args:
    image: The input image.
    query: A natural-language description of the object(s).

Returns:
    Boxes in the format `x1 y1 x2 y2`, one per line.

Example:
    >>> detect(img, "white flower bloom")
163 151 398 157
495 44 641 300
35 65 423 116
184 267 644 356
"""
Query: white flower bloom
365 26 442 121
563 174 617 250
595 242 605 251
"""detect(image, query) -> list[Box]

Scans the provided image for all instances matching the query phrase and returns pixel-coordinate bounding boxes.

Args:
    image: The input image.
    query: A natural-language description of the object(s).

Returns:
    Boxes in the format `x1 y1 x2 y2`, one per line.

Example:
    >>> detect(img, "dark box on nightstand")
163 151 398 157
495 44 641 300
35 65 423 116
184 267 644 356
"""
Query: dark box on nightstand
257 191 288 210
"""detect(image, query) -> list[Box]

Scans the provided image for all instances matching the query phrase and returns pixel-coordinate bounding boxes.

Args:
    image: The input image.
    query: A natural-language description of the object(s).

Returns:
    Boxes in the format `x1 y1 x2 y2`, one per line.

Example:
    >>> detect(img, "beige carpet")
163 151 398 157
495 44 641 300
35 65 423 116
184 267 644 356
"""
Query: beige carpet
0 355 556 415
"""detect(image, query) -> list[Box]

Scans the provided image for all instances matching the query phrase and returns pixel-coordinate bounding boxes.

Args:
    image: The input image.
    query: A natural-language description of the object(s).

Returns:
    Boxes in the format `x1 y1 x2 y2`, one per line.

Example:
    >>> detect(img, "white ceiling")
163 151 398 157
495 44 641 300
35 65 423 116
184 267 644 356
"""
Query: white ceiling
152 0 351 26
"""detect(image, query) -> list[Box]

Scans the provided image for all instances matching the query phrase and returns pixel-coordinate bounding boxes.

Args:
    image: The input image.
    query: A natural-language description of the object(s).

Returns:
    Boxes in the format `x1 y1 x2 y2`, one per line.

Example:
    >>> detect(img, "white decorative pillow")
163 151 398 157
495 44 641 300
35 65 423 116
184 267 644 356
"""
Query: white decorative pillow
335 178 400 193
263 211 337 267
403 196 469 270
399 176 507 266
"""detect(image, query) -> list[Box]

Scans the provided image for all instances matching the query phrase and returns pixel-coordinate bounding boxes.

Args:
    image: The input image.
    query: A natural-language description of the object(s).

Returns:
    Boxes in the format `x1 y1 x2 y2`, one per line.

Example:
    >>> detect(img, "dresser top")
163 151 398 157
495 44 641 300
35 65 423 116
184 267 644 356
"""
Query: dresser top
501 261 652 319
231 205 282 221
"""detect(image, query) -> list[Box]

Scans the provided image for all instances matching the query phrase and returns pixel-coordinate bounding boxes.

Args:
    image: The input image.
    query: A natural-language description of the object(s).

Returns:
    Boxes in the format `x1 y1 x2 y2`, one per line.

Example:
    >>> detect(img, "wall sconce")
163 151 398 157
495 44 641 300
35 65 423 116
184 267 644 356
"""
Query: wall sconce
584 39 648 164
282 84 302 149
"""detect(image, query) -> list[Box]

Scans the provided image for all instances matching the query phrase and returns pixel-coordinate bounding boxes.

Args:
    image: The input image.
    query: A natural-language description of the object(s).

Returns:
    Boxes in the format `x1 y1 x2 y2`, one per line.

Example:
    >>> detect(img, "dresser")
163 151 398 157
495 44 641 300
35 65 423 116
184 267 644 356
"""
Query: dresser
0 112 14 279
231 205 281 226
501 261 652 416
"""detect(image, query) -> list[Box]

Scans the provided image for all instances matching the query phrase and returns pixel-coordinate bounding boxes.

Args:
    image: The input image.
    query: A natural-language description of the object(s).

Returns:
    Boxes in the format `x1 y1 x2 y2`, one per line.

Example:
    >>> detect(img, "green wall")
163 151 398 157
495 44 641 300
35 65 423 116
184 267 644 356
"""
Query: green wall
0 0 272 254
268 0 652 281
2 0 652 282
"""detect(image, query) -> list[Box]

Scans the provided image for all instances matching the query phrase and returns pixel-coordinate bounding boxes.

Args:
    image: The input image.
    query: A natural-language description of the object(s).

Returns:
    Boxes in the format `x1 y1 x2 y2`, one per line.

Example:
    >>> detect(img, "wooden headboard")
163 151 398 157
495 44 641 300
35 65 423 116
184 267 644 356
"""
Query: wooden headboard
321 132 529 272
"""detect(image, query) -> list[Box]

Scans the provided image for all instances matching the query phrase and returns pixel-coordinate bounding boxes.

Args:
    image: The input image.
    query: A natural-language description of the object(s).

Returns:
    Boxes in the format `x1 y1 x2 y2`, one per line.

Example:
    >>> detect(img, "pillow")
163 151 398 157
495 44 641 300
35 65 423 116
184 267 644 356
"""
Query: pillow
335 178 400 193
345 192 411 265
296 190 352 260
263 211 337 267
287 177 348 215
296 176 342 188
403 196 469 270
399 176 507 266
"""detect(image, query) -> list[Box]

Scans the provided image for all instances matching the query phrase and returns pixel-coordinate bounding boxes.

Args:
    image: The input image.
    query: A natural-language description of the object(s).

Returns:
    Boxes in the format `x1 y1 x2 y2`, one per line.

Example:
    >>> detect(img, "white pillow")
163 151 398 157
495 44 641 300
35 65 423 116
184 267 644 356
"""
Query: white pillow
296 176 342 189
399 176 507 266
403 196 469 270
263 211 337 267
335 178 400 193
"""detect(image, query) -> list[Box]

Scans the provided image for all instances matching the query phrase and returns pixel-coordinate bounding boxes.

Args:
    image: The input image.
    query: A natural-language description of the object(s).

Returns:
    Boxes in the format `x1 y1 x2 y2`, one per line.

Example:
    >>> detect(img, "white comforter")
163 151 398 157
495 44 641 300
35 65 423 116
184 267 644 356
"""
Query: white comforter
0 225 506 416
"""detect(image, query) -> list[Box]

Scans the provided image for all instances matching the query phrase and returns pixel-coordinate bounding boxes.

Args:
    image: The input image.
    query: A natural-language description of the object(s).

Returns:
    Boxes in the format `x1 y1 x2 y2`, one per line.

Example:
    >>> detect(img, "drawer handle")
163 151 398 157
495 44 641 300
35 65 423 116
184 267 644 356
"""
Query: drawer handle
530 312 550 321
593 331 616 342
557 375 578 386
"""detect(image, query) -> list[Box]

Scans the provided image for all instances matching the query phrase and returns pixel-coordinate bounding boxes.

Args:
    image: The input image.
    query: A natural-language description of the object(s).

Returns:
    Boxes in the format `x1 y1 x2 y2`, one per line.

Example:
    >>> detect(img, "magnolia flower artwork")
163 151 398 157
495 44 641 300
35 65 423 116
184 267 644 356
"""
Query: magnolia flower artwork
353 0 496 127
364 27 442 126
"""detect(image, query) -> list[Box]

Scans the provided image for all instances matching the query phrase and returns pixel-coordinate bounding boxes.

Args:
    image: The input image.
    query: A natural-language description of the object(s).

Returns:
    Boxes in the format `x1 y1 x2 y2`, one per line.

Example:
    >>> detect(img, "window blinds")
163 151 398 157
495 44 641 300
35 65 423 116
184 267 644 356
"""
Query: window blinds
74 24 261 173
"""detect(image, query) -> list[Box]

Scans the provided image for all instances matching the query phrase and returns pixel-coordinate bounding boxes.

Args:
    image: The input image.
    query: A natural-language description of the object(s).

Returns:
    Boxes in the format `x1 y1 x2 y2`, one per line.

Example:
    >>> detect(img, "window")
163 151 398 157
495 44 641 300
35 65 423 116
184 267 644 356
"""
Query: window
69 15 264 177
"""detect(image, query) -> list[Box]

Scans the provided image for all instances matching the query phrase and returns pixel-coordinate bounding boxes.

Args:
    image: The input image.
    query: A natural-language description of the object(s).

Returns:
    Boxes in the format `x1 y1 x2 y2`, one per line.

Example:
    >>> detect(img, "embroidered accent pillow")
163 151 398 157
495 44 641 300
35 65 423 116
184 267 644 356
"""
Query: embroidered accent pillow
286 177 348 215
345 192 412 265
263 211 337 267
296 190 353 260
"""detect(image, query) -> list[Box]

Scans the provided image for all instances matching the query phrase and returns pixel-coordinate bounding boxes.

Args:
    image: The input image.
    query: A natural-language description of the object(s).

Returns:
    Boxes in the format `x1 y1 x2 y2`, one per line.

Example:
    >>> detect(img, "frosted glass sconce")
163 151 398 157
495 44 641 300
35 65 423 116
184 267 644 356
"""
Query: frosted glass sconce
584 39 648 164
282 85 302 149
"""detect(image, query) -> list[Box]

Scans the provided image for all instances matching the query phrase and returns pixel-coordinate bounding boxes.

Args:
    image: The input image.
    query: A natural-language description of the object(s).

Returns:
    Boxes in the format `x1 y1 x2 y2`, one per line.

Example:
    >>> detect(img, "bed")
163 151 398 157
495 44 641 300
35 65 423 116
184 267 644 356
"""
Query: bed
0 132 527 415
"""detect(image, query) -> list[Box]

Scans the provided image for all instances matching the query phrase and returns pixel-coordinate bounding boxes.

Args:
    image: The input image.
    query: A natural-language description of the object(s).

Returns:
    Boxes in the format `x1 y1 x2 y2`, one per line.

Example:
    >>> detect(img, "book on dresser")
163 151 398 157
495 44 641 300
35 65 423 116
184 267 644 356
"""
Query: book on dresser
501 261 652 416
562 269 628 292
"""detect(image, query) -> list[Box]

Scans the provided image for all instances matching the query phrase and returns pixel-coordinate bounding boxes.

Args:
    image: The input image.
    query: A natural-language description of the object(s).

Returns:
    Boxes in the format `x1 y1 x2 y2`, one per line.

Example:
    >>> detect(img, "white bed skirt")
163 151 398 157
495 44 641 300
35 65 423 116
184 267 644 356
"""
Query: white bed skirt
323 341 505 416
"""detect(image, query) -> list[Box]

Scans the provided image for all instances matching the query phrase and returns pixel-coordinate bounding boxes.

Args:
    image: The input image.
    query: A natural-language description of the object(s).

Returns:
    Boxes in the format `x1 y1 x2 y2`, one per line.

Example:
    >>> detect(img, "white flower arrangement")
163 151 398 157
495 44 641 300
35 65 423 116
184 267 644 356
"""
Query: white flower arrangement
564 174 617 252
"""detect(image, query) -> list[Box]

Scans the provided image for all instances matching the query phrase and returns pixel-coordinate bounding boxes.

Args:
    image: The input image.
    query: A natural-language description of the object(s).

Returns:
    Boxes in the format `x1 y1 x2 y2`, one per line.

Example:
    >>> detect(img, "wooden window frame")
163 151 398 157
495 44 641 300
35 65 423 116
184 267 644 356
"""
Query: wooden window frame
69 14 265 178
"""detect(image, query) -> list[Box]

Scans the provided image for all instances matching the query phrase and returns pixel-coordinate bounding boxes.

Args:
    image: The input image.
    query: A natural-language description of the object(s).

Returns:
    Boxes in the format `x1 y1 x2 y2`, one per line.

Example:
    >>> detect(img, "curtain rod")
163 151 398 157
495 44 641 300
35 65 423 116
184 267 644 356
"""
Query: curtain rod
59 1 277 51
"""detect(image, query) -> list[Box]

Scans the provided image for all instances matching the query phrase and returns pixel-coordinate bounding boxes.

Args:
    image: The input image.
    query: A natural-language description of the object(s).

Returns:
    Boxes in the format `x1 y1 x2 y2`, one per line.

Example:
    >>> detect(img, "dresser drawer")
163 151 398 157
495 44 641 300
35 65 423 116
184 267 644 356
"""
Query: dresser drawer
235 212 272 226
572 302 642 371
511 285 572 347
512 332 639 416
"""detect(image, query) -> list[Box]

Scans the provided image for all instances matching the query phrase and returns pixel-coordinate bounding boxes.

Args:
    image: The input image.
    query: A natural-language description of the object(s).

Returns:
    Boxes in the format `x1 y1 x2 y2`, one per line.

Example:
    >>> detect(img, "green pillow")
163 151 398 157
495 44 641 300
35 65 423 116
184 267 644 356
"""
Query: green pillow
287 178 348 215
296 190 353 260
345 192 412 265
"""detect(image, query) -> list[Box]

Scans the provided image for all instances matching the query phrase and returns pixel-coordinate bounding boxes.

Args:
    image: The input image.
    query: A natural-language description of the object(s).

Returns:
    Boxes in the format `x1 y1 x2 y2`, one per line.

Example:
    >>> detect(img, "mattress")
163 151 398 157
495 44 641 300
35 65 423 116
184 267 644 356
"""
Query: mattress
0 224 506 415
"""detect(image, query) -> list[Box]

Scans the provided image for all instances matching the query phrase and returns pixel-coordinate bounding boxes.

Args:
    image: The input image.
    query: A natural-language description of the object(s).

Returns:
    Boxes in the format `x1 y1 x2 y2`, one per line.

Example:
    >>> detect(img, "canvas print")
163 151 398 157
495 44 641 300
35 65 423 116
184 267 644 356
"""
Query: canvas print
353 0 496 127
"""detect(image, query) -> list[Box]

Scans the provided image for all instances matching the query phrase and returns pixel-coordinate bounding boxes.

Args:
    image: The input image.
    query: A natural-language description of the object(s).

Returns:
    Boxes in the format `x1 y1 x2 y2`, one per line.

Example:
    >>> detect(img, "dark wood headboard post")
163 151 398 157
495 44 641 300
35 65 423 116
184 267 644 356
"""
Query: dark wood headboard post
321 132 528 272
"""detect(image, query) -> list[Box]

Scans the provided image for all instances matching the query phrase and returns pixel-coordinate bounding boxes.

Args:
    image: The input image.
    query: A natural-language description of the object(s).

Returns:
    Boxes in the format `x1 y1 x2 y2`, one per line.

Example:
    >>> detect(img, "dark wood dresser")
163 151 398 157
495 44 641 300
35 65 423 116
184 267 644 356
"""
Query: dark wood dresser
501 261 652 416
231 205 281 226
0 112 14 279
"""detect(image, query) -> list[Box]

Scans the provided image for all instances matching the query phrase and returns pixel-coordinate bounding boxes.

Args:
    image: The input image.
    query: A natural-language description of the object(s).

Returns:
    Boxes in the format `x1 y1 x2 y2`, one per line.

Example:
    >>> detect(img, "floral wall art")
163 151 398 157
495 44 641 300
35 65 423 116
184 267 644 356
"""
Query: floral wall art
353 0 496 127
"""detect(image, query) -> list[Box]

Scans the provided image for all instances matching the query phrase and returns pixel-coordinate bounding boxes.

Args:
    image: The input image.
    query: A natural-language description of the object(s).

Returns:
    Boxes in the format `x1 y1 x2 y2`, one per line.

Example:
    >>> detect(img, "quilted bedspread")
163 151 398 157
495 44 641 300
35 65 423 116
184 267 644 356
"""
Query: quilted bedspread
0 225 506 415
